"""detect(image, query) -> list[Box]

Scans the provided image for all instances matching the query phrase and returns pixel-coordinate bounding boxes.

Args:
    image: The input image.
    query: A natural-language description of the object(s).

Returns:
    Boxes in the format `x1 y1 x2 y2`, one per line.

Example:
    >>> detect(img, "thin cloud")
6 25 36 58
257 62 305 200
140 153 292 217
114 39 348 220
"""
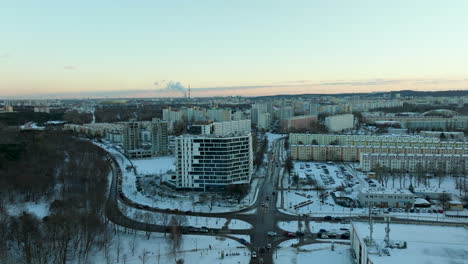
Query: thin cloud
63 65 76 70
320 79 404 86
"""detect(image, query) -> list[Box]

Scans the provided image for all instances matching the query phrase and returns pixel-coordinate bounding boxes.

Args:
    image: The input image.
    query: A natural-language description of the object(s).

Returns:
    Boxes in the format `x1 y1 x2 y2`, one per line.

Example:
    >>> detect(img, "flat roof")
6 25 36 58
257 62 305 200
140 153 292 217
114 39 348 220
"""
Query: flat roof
352 222 468 264
360 188 413 195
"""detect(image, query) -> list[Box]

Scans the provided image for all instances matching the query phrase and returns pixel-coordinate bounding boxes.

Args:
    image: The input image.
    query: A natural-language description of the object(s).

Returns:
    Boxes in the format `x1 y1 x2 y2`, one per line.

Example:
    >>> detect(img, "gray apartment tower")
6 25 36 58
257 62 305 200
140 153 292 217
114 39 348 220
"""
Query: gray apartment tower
123 119 140 151
151 118 168 156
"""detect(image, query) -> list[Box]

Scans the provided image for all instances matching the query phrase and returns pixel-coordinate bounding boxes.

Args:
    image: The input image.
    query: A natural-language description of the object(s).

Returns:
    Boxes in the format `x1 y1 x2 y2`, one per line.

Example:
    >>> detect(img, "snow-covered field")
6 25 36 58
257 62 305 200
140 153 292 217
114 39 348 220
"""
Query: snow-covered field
274 240 351 264
131 156 176 175
120 202 252 230
90 230 251 264
6 200 50 218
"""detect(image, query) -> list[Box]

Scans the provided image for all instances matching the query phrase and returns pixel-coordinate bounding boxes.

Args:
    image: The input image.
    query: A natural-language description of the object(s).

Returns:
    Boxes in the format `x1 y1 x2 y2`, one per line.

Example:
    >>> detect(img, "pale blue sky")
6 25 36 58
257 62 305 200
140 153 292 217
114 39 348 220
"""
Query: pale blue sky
1 0 468 98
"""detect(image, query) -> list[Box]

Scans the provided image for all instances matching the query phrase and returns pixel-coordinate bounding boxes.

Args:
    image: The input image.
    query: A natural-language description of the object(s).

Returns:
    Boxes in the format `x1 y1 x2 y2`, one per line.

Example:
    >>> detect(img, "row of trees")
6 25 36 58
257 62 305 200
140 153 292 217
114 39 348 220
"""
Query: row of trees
373 163 468 199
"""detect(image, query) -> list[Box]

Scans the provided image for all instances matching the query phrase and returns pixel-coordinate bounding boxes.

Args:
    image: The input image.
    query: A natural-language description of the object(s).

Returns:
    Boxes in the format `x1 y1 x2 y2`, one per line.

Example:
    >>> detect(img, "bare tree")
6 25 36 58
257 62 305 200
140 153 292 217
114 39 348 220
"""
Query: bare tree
439 193 451 210
139 248 149 264
168 216 183 262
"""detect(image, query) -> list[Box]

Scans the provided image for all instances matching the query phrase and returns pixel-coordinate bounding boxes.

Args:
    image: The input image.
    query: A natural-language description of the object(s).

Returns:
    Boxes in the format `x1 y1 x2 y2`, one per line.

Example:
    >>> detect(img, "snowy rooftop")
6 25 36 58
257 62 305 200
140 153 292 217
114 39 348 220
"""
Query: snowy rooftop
360 188 413 195
352 222 468 264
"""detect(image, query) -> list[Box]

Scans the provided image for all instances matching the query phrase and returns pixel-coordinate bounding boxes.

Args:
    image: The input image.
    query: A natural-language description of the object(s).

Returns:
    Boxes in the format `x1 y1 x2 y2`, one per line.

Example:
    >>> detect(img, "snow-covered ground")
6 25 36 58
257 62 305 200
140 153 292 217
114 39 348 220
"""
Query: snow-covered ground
289 161 363 190
131 156 176 175
90 230 251 264
120 202 252 230
279 189 357 216
274 240 351 264
265 132 285 151
6 200 50 218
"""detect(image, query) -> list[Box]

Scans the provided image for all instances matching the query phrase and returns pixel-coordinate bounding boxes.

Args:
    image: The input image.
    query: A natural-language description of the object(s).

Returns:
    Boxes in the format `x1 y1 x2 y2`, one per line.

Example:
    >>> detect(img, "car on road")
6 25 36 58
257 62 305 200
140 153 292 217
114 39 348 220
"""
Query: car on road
324 216 332 221
267 231 278 236
199 227 209 233
320 234 329 239
188 227 198 232
296 231 305 237
267 243 272 249
258 257 264 264
251 251 257 258
285 232 297 238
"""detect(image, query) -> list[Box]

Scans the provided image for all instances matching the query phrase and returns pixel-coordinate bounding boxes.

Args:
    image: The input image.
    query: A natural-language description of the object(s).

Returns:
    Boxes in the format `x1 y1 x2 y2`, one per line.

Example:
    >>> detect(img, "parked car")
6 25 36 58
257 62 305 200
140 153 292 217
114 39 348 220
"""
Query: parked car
285 232 297 238
267 231 278 237
239 238 247 245
320 234 329 239
324 216 332 221
340 233 350 239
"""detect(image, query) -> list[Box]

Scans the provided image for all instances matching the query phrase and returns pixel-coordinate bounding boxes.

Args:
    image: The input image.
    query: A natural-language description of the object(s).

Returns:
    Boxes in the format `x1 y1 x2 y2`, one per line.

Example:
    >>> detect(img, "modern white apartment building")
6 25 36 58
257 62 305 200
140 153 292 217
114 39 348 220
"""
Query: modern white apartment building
360 153 468 174
175 133 253 191
325 114 354 132
358 188 415 208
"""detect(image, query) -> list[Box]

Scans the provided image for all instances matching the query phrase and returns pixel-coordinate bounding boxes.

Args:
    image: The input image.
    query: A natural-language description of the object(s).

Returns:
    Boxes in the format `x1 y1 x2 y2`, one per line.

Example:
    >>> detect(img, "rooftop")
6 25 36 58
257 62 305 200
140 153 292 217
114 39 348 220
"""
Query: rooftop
359 188 413 195
352 222 468 264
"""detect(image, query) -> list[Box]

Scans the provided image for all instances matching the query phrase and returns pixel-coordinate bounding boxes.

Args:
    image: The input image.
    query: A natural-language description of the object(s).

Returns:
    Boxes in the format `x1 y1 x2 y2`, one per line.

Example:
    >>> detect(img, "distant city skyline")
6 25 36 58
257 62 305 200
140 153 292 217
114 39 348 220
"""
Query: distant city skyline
1 1 468 98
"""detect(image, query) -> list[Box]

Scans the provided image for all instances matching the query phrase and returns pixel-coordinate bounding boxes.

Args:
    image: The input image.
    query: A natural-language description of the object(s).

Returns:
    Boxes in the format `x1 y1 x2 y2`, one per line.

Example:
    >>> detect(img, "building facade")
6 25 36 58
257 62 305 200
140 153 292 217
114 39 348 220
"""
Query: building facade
151 118 168 156
360 153 468 174
290 144 468 161
175 133 253 191
324 114 354 132
358 188 415 208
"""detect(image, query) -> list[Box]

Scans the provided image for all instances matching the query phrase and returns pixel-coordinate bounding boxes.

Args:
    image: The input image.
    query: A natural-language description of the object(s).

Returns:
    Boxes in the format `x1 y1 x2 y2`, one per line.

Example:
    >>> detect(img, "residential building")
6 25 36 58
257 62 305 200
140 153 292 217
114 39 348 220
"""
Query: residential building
281 115 317 131
257 112 271 130
123 119 141 151
151 118 168 156
360 153 468 174
290 144 468 161
175 133 253 191
213 119 251 136
325 114 354 132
